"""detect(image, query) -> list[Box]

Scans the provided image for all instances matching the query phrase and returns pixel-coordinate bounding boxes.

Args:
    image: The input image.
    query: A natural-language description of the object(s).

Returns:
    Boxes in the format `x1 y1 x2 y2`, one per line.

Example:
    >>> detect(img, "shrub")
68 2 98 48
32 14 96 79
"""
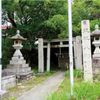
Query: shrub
65 70 83 79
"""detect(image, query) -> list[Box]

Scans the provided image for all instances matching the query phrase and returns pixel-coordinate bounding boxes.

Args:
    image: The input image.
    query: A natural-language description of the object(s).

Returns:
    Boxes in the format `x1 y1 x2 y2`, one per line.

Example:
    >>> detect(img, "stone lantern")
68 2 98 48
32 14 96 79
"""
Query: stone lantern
11 30 26 60
91 25 100 59
4 30 32 80
91 25 100 77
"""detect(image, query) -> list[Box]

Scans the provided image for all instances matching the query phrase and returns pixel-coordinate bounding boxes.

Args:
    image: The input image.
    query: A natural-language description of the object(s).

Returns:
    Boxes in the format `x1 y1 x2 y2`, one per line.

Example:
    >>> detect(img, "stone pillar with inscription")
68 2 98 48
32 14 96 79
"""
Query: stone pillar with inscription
91 25 100 79
81 20 93 82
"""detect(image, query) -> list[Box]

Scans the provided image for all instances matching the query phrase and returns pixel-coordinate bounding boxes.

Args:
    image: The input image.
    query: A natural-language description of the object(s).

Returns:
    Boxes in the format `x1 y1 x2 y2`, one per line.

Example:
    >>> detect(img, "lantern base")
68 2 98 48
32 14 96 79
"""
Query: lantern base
3 51 32 80
92 58 100 80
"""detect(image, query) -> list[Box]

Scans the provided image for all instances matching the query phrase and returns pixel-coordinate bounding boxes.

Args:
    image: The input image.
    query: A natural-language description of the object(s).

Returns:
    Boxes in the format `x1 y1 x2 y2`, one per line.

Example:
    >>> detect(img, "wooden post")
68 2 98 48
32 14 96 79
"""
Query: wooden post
38 38 44 72
47 42 50 72
74 36 82 70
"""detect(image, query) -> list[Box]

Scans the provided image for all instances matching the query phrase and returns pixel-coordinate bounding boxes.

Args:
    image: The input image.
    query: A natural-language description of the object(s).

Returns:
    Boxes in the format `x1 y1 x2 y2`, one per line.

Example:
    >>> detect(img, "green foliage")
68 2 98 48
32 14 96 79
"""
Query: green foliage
2 0 68 48
72 0 100 35
8 97 16 100
2 37 13 68
74 82 100 100
2 0 68 67
65 70 83 79
44 14 68 38
3 0 100 45
90 19 100 30
47 71 100 100
2 0 100 67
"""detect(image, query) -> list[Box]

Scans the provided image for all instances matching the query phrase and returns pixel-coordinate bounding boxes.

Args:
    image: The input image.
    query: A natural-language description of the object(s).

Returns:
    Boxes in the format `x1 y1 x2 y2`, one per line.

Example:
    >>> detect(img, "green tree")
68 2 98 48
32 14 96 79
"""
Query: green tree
2 0 100 67
72 0 100 34
2 0 68 67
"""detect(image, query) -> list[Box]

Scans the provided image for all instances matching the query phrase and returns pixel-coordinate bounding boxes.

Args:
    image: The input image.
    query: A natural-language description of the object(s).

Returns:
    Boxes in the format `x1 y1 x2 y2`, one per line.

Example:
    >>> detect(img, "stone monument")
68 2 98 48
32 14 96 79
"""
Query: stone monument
3 30 32 80
91 25 100 79
81 20 93 82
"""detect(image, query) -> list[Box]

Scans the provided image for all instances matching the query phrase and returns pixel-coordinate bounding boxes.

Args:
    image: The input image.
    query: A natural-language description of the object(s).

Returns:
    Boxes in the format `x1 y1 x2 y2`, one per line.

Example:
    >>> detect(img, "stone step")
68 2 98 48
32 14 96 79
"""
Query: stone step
7 63 29 68
11 56 24 60
10 60 26 65
3 67 32 74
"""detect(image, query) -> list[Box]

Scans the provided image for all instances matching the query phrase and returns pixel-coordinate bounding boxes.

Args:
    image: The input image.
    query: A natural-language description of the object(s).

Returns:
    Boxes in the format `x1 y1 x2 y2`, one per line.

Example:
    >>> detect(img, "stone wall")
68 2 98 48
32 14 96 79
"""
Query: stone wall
2 75 16 89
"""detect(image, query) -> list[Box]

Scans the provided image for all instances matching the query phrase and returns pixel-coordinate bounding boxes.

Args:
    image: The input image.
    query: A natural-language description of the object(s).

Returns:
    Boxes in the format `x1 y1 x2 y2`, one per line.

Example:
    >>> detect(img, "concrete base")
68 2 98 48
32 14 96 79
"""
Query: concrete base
0 90 8 100
92 58 100 80
2 75 16 90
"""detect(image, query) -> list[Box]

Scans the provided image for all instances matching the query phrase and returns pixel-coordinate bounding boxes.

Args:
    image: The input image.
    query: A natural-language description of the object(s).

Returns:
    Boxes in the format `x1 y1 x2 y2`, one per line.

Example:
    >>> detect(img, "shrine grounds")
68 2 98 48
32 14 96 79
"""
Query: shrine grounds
47 70 100 100
3 70 55 100
3 70 100 100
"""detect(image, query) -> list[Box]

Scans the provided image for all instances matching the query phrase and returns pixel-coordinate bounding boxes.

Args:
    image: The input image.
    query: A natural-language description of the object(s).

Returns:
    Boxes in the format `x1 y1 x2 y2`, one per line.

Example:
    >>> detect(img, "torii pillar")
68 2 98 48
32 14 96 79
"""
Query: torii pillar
46 42 51 72
38 38 44 72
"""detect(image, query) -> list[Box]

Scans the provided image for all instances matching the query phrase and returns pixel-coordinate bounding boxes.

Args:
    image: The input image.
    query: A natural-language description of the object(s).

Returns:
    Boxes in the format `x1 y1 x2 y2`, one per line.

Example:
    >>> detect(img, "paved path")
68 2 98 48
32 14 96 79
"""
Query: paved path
17 71 65 100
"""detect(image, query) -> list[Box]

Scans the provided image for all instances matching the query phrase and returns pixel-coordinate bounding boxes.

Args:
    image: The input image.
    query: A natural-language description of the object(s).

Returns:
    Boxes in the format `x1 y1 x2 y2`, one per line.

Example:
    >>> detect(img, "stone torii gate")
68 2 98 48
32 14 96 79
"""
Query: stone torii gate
37 37 82 73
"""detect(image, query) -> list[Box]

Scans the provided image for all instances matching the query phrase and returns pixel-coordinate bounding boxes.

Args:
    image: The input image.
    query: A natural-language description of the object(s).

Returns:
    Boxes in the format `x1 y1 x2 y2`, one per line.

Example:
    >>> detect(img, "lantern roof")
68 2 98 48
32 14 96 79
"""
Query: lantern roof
11 30 26 40
91 25 100 36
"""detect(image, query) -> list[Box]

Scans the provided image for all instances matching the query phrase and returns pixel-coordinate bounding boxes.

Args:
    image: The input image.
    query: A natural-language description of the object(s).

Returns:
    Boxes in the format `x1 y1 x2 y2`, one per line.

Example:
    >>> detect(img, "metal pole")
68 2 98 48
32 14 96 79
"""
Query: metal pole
68 0 74 96
0 0 2 91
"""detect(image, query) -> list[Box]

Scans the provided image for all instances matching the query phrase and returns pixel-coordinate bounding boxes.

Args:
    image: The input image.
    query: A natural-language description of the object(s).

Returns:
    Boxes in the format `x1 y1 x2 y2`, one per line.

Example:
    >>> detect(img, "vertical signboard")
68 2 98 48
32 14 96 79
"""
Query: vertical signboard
81 20 93 82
